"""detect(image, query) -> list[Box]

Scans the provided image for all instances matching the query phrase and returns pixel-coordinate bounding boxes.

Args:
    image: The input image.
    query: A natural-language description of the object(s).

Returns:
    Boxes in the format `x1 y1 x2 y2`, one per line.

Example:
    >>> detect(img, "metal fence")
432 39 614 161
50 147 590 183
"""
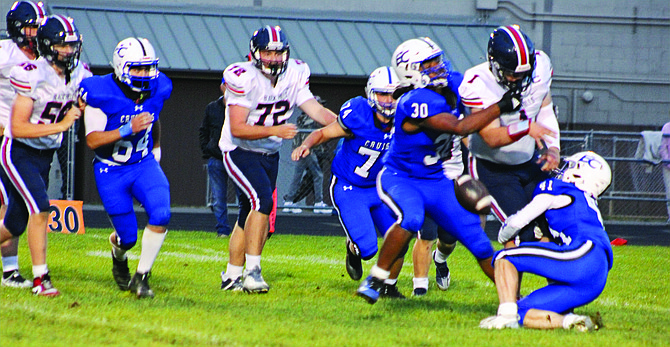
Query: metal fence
560 130 668 222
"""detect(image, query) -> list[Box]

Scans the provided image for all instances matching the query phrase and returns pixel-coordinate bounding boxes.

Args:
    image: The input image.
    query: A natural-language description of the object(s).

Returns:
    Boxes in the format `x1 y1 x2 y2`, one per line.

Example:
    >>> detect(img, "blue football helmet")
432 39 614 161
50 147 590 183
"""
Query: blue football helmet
6 1 47 51
37 15 82 73
249 25 290 76
488 25 536 92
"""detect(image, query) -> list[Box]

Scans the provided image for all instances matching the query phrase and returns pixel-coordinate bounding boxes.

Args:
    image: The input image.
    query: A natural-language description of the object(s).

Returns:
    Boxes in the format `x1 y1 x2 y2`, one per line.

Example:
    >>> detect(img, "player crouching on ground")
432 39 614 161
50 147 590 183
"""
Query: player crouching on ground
480 151 612 331
80 37 172 299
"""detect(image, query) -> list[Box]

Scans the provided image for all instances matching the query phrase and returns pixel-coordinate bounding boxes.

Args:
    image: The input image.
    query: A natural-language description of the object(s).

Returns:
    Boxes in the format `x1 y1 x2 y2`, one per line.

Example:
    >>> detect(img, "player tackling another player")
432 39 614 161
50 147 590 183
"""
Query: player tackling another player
480 151 612 331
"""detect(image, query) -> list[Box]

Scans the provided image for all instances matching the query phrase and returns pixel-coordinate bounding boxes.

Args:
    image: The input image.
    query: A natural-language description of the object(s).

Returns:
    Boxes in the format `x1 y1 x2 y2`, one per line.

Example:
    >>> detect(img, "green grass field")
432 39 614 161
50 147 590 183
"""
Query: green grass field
2 228 669 347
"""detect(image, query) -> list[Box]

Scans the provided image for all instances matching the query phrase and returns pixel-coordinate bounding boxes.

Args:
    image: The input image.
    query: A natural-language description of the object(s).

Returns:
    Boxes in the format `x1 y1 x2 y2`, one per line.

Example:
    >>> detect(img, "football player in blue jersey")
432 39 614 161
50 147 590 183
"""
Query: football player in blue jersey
480 151 611 331
80 37 172 299
356 37 523 304
293 66 408 298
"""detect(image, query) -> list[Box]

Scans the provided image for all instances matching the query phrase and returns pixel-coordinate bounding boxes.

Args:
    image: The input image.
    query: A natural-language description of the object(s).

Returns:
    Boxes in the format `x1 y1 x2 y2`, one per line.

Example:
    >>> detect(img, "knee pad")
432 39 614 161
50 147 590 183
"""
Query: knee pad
4 218 27 237
147 207 171 226
4 205 29 237
109 212 138 249
258 194 274 215
360 243 379 260
399 213 424 234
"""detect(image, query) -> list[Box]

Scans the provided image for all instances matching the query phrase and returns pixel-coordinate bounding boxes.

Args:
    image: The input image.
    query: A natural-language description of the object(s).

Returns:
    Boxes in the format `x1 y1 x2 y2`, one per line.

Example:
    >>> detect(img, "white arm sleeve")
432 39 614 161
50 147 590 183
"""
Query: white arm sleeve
535 102 560 149
84 105 108 136
498 193 571 243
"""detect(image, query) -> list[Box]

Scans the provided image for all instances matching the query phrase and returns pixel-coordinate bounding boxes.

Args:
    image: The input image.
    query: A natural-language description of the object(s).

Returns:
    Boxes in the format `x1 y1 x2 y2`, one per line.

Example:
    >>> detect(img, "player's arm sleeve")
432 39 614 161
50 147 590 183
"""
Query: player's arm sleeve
498 193 558 243
84 105 108 135
535 99 560 149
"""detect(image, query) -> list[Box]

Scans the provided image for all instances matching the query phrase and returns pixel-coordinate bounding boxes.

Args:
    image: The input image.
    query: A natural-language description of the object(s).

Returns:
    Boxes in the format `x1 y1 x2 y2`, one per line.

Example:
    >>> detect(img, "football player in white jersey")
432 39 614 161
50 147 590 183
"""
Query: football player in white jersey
0 0 47 289
218 26 336 293
459 25 558 247
0 14 91 296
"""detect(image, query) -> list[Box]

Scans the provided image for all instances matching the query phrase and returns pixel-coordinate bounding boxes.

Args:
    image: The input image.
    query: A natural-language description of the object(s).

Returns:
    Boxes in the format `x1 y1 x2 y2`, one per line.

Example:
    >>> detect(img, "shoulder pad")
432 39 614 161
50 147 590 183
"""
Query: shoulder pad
223 62 254 97
339 96 369 130
79 74 119 108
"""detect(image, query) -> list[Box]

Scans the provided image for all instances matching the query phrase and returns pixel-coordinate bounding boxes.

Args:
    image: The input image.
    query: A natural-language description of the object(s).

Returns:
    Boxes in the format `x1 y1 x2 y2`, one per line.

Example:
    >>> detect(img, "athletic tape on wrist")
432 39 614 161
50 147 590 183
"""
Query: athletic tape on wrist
119 122 133 138
507 119 530 142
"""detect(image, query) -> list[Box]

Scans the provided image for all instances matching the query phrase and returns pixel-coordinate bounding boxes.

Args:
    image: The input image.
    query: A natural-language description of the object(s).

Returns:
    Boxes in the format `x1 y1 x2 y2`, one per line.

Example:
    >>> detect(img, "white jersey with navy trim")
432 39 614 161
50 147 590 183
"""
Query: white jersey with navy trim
0 39 32 128
219 59 314 154
6 57 92 149
459 51 553 165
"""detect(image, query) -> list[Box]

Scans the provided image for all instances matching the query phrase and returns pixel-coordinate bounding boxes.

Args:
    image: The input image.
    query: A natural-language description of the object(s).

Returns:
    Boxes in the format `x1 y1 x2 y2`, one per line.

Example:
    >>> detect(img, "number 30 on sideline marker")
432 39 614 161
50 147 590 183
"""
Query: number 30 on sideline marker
48 200 85 234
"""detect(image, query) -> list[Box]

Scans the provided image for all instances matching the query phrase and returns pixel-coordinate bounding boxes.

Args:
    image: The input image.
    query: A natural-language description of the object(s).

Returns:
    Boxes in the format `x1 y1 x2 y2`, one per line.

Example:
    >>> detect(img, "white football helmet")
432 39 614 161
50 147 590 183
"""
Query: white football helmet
559 151 612 197
392 37 450 89
365 66 400 118
112 37 159 92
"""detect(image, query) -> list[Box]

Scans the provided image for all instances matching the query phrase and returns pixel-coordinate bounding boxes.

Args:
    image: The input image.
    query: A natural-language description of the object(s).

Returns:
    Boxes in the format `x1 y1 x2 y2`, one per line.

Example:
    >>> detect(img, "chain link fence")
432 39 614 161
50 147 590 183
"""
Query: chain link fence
561 130 668 222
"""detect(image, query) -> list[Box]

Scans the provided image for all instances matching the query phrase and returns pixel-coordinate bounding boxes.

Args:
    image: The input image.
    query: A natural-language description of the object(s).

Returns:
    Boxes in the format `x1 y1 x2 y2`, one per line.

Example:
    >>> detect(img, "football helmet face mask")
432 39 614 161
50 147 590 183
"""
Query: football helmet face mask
365 66 400 118
488 25 536 92
112 37 160 92
392 37 451 89
6 1 47 52
558 151 612 197
37 15 82 73
250 25 290 76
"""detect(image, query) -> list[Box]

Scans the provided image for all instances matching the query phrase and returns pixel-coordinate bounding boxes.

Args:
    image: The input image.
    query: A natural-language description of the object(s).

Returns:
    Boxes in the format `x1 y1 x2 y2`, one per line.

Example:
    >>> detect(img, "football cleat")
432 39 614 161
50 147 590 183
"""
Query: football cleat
412 287 428 297
129 272 154 299
381 283 406 299
433 251 451 291
32 272 60 297
220 272 243 291
479 315 520 329
345 239 362 281
2 270 32 288
356 275 384 304
243 267 269 294
111 252 131 291
563 313 600 332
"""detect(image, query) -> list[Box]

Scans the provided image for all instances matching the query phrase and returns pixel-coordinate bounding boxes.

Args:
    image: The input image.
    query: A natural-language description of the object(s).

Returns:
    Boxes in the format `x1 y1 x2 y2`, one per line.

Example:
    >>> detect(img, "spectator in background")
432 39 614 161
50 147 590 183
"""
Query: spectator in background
200 80 232 237
282 95 331 214
660 121 670 223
